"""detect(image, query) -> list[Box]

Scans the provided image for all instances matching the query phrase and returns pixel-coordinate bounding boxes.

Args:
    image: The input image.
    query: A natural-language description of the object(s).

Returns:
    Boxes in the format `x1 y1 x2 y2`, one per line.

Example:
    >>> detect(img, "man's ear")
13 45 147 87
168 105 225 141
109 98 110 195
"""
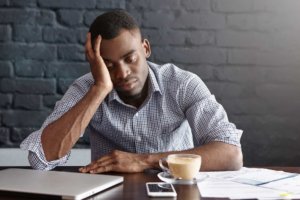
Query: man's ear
142 39 151 58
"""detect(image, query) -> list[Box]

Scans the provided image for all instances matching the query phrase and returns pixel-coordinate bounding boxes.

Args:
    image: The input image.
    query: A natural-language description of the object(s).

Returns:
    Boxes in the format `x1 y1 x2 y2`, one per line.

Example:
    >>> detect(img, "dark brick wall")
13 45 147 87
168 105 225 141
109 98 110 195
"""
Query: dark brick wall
1 0 300 166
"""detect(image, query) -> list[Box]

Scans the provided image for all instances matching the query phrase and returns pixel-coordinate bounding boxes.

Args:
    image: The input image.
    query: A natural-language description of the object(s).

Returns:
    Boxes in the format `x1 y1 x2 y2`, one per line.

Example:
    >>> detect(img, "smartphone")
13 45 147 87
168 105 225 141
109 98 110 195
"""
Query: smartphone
146 182 177 197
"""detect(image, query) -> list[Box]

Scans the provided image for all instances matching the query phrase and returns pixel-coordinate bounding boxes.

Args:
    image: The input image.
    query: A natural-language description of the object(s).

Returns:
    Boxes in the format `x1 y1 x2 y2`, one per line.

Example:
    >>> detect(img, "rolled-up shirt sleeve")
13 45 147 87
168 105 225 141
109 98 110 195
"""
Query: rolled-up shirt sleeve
20 74 92 170
20 129 70 170
180 74 243 147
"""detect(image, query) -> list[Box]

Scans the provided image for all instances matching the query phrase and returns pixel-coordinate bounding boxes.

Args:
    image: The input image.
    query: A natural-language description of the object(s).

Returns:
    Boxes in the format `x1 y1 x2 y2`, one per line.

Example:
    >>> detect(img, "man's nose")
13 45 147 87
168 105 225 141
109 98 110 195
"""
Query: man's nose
115 64 131 80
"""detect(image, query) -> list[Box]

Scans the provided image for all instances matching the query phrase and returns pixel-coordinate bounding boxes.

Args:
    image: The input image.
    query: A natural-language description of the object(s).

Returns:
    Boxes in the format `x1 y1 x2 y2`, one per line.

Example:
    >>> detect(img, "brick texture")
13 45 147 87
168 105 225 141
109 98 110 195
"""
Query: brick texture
0 25 11 41
0 0 299 166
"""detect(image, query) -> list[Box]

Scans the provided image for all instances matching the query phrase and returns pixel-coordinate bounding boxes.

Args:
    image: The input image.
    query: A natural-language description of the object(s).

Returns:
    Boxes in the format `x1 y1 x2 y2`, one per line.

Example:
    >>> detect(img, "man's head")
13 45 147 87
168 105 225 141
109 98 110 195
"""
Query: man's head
89 10 151 105
89 9 140 41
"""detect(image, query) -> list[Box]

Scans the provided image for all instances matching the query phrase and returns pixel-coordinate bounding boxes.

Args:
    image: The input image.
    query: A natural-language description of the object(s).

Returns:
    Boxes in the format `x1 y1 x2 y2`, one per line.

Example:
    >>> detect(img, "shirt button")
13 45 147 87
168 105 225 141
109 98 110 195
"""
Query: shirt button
136 136 141 141
135 113 139 117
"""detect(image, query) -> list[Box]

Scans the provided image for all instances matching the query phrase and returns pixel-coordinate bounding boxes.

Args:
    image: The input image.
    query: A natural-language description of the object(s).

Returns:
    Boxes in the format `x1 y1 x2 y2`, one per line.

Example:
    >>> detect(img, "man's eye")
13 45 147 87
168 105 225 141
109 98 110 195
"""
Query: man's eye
105 61 114 68
126 56 137 63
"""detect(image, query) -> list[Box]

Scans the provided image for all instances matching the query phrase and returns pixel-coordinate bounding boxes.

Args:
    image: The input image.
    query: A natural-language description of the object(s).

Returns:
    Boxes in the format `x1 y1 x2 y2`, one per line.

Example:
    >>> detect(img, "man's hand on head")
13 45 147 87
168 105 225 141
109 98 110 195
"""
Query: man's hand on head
79 150 152 173
85 32 113 91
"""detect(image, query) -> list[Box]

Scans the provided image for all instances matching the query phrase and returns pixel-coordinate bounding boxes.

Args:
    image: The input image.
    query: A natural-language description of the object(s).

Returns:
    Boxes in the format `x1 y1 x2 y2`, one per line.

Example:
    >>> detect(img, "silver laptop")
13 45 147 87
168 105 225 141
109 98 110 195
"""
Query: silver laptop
0 168 123 200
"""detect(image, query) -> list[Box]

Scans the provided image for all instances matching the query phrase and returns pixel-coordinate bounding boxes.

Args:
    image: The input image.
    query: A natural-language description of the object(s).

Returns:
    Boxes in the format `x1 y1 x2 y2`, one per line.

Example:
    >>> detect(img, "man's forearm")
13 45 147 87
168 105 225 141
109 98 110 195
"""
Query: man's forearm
41 85 110 162
187 142 243 171
147 142 243 171
79 142 242 173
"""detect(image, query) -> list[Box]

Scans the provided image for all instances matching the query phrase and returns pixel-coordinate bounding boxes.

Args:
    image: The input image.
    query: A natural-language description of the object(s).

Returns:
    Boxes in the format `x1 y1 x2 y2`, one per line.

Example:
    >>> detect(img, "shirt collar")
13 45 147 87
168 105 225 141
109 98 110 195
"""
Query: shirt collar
107 62 162 104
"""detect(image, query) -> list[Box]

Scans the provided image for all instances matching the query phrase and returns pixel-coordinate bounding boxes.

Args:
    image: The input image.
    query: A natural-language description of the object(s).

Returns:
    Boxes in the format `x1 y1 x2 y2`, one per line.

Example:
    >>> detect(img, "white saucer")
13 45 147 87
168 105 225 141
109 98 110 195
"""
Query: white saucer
157 172 208 185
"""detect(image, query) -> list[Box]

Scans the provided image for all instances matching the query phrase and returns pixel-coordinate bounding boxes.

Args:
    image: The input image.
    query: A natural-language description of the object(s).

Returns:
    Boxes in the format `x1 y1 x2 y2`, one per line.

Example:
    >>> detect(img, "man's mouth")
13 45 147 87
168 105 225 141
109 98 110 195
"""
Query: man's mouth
117 78 138 91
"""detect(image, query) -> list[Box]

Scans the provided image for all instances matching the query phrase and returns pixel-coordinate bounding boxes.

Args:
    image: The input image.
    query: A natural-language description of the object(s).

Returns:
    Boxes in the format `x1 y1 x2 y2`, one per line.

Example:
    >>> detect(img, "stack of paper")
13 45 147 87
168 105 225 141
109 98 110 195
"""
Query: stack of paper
197 167 300 199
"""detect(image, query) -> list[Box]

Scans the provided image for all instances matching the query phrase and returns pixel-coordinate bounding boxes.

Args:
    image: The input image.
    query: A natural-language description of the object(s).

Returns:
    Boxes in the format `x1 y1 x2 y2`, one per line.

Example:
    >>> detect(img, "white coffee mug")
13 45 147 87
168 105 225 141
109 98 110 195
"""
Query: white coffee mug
159 154 201 180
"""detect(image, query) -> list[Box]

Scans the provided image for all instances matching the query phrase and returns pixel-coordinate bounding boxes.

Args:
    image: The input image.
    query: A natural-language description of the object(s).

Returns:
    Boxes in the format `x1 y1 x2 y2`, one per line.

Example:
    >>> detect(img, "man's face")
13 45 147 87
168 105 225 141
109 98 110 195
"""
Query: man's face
99 29 151 100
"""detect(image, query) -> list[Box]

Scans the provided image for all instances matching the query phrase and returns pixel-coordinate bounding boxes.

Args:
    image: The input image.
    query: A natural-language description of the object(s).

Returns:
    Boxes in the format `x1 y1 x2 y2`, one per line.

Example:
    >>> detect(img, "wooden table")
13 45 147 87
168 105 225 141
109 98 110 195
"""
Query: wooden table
0 166 299 200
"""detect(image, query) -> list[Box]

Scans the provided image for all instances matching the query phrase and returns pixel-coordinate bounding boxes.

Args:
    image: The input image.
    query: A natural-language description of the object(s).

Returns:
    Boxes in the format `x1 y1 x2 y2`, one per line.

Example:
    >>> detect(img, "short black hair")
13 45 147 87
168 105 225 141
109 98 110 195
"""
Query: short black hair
89 9 140 42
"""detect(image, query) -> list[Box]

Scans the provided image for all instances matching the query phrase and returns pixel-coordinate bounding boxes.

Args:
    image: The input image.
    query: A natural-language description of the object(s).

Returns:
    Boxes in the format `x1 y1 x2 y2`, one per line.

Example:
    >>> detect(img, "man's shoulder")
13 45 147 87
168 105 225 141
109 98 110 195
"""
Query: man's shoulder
148 62 197 83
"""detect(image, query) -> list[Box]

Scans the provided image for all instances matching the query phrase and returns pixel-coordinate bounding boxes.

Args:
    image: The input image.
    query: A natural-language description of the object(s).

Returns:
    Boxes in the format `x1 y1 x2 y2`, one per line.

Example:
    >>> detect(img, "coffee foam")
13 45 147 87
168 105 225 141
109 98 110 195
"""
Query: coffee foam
168 157 196 164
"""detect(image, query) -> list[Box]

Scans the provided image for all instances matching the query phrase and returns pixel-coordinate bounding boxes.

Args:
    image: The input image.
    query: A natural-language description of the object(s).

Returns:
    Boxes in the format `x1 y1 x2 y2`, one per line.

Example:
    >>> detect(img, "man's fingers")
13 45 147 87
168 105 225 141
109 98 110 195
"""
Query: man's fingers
79 158 115 173
79 150 144 173
79 152 116 173
83 161 115 174
94 34 101 56
96 158 115 167
79 159 97 172
96 152 116 163
90 165 114 174
85 32 94 60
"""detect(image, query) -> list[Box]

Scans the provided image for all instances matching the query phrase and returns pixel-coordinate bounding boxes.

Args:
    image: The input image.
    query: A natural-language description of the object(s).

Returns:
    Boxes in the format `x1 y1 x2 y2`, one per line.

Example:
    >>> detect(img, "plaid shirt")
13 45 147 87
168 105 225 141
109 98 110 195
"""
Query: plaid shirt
21 62 242 170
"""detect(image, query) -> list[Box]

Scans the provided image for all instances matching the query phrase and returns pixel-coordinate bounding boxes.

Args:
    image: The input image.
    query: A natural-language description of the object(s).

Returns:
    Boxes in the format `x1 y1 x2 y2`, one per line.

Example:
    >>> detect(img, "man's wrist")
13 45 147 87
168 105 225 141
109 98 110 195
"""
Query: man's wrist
144 154 160 169
91 84 112 96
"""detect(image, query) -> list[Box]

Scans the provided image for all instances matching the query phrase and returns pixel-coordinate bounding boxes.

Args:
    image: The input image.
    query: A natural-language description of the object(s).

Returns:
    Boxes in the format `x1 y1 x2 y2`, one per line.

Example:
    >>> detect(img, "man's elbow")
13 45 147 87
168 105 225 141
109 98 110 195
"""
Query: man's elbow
28 151 48 170
228 147 243 170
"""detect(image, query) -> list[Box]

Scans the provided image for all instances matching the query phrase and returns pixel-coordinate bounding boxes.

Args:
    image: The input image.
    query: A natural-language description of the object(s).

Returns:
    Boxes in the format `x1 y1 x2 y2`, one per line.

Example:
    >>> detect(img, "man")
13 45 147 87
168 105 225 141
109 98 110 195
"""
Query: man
21 9 243 173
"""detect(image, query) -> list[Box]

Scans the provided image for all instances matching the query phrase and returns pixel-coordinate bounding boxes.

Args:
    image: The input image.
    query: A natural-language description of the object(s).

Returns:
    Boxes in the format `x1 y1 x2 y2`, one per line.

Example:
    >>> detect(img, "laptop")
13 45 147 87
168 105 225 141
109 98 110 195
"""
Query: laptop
0 168 123 200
